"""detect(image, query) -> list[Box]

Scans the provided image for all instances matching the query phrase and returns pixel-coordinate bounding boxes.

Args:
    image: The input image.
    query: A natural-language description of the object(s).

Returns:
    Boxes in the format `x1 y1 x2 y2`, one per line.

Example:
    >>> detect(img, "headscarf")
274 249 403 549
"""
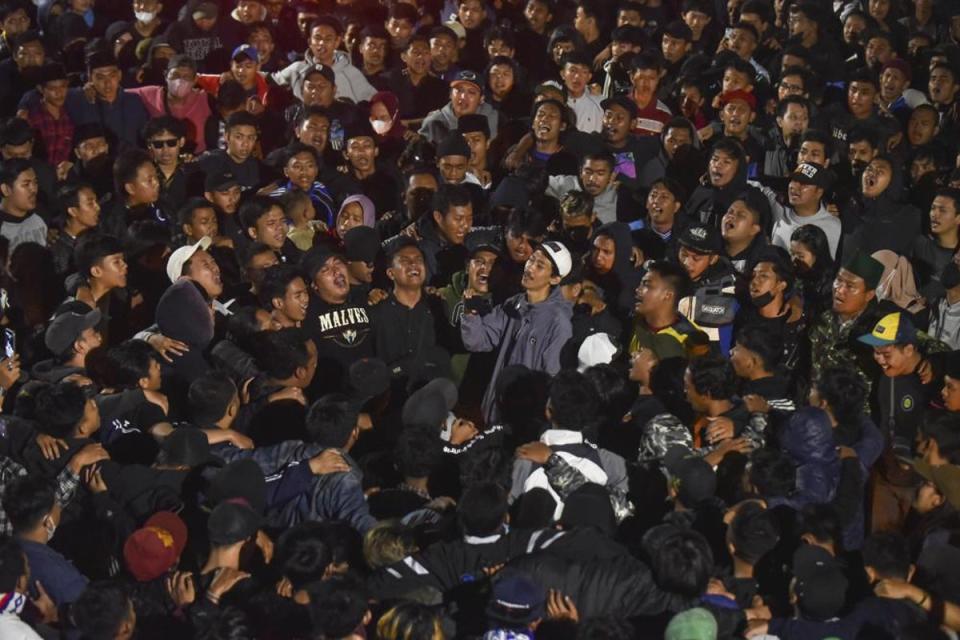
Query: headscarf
369 91 407 140
338 194 376 229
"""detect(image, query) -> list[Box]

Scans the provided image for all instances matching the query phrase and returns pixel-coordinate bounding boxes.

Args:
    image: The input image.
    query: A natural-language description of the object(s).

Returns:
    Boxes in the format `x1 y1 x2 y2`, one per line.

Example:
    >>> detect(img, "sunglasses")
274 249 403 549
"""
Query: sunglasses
149 139 179 149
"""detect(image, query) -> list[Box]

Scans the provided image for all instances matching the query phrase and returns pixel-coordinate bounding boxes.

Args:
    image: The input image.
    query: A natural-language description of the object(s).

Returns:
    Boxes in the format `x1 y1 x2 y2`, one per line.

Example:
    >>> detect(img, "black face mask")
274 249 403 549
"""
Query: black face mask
566 226 591 244
573 302 594 316
942 262 960 290
751 291 776 308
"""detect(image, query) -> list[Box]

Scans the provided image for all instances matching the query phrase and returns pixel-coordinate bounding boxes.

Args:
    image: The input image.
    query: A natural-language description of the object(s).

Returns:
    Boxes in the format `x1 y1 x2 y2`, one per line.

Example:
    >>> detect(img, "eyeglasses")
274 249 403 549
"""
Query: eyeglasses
149 139 178 149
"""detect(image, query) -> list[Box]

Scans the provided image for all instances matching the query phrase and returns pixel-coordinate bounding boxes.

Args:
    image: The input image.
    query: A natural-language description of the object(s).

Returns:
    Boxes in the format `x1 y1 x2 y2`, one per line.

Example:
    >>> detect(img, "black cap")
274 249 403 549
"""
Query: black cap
663 20 694 41
343 226 380 264
790 162 832 189
159 428 221 468
437 132 471 158
402 377 457 428
678 224 721 254
457 113 490 137
45 309 102 355
465 228 501 257
601 95 639 120
207 499 261 546
304 64 335 86
792 544 849 621
204 169 238 193
348 357 391 405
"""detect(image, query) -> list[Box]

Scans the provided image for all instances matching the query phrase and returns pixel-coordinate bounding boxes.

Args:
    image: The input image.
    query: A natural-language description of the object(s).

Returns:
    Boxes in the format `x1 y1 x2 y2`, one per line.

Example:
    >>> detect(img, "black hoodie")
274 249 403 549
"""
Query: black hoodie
682 156 760 232
585 222 643 323
842 157 922 258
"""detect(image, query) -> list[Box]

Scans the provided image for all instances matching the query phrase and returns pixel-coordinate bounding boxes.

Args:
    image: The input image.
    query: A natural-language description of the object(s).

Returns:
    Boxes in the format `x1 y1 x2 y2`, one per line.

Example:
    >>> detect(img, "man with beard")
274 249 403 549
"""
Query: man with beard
547 153 635 225
372 239 450 387
301 245 374 397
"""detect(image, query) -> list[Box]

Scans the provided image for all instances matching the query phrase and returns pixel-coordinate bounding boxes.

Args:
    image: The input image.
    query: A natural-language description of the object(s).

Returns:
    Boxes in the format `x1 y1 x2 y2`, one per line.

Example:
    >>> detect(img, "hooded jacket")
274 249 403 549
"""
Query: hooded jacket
843 159 921 258
771 407 840 508
682 156 757 231
271 50 376 103
462 286 573 423
418 102 500 146
585 222 643 322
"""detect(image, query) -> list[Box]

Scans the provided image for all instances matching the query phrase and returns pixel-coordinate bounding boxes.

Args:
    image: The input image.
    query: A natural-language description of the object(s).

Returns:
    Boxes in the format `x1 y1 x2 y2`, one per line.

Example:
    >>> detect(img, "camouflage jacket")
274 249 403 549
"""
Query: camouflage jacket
809 304 951 401
638 411 768 462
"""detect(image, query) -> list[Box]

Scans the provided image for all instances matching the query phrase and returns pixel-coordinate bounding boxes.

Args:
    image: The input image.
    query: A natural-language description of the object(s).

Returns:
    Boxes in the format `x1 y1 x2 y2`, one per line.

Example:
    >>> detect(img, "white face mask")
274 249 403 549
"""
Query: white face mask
134 10 157 22
168 78 193 98
370 118 391 135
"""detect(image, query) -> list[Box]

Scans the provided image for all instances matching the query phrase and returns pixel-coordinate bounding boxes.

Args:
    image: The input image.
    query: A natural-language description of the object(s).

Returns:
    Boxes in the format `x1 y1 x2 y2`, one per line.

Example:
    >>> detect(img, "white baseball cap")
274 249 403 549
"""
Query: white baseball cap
166 236 212 284
577 332 619 372
539 240 572 279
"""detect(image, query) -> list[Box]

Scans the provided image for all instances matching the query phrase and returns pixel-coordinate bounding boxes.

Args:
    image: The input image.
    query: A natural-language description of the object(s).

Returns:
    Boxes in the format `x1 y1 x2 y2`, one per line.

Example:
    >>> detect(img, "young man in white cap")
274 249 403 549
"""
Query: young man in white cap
462 240 574 423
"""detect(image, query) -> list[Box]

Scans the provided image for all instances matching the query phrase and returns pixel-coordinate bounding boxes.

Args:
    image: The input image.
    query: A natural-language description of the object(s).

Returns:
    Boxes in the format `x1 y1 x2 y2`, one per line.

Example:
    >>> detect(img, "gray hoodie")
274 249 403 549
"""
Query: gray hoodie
418 102 500 145
271 50 376 103
461 286 572 423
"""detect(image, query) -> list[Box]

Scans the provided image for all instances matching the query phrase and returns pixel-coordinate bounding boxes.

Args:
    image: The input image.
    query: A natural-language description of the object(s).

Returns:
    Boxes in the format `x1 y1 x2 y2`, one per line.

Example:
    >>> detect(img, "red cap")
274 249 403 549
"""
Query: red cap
719 89 757 111
123 511 188 582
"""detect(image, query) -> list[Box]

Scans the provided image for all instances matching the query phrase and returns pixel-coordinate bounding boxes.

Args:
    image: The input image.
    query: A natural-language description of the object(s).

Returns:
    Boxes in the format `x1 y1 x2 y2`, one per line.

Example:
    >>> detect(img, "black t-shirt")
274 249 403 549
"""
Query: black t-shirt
303 288 374 396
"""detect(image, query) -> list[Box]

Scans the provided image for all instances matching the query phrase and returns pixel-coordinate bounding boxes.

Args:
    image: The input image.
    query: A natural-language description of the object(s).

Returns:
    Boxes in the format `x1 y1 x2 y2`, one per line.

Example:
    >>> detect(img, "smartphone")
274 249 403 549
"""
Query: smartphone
1 328 14 359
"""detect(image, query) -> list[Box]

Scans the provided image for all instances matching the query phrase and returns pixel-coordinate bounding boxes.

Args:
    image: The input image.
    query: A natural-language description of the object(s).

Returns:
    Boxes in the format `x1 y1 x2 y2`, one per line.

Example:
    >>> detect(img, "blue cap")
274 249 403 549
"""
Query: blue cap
231 44 259 63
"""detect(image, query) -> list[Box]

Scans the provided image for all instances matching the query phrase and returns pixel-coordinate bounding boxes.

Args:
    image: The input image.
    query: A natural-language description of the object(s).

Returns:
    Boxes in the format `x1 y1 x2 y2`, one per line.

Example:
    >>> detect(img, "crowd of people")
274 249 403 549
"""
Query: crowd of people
0 0 960 638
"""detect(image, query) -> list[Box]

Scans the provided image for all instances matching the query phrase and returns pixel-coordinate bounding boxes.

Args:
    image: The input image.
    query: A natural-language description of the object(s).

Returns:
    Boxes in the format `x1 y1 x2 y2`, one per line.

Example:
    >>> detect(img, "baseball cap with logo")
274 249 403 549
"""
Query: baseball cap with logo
678 224 721 255
857 312 917 347
718 89 757 111
451 69 481 92
231 44 259 64
790 162 831 189
123 511 188 582
166 236 212 283
538 241 572 278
